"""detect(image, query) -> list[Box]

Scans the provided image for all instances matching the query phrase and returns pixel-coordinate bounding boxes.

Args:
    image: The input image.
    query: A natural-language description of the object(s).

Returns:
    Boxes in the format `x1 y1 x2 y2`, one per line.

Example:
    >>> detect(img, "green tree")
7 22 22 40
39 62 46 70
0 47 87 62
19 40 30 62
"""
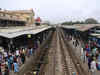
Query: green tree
85 18 98 24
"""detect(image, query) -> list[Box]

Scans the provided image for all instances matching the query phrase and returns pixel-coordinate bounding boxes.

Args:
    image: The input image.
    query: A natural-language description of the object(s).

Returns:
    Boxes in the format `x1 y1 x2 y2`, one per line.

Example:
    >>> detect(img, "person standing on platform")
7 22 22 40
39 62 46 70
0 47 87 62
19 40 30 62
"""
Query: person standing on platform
3 52 8 61
0 63 2 75
4 65 9 75
17 56 22 66
9 55 13 70
20 52 25 64
91 57 97 75
29 48 33 56
97 53 100 70
16 49 19 58
7 56 11 71
0 53 2 63
13 60 19 74
88 56 92 71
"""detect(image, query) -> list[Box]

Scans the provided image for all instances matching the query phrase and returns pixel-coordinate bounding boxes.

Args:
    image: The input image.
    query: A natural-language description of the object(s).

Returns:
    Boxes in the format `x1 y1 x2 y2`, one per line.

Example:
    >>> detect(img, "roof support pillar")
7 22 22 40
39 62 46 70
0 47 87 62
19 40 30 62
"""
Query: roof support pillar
8 38 15 53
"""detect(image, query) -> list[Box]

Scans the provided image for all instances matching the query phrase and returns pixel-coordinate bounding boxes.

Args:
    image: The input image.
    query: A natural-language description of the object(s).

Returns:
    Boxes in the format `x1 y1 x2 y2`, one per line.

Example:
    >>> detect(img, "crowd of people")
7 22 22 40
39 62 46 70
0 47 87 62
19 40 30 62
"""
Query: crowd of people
0 47 34 75
84 38 100 73
67 34 100 75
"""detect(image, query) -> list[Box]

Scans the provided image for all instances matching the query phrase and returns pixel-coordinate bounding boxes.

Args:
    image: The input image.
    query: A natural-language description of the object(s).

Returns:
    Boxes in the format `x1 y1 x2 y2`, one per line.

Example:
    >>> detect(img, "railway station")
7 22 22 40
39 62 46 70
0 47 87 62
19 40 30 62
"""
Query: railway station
0 9 99 75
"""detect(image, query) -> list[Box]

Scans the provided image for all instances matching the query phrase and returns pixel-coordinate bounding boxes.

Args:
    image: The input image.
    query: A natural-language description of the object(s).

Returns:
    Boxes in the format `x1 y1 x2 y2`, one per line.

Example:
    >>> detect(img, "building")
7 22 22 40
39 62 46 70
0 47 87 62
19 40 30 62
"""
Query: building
0 8 35 26
35 17 41 26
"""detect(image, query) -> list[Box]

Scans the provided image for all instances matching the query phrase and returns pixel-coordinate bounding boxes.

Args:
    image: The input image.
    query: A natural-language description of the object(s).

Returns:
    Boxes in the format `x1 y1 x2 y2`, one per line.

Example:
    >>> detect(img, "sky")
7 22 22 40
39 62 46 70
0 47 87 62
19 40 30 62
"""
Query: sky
0 0 100 23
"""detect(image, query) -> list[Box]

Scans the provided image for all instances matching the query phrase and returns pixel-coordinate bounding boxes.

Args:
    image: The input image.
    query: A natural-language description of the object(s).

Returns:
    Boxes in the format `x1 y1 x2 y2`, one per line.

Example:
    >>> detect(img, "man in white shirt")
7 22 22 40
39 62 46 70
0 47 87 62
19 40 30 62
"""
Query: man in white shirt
3 51 8 59
81 47 84 61
91 59 97 75
16 50 19 57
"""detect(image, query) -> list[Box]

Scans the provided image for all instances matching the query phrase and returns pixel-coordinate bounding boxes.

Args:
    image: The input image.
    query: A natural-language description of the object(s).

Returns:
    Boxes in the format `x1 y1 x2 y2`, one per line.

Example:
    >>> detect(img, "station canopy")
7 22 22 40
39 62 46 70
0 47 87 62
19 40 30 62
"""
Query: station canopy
62 24 100 32
74 24 100 32
0 25 51 38
90 33 100 38
62 25 80 29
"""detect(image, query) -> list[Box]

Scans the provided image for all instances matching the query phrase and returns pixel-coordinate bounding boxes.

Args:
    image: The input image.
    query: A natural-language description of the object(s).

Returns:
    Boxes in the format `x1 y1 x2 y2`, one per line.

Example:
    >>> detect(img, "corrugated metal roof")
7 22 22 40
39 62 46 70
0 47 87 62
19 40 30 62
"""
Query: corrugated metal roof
62 25 80 29
90 33 100 38
75 24 100 31
0 25 51 38
63 24 100 32
90 33 100 36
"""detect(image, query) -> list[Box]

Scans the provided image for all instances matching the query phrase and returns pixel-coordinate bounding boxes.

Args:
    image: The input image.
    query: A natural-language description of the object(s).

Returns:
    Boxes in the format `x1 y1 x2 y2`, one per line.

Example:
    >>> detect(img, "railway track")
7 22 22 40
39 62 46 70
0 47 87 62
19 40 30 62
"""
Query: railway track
57 28 77 75
58 28 89 75
39 29 64 75
40 28 79 75
38 31 57 75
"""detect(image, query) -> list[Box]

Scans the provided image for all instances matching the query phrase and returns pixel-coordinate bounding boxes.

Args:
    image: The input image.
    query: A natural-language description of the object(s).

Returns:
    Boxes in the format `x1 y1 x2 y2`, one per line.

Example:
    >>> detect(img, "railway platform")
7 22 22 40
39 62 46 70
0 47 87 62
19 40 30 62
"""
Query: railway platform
69 37 100 75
